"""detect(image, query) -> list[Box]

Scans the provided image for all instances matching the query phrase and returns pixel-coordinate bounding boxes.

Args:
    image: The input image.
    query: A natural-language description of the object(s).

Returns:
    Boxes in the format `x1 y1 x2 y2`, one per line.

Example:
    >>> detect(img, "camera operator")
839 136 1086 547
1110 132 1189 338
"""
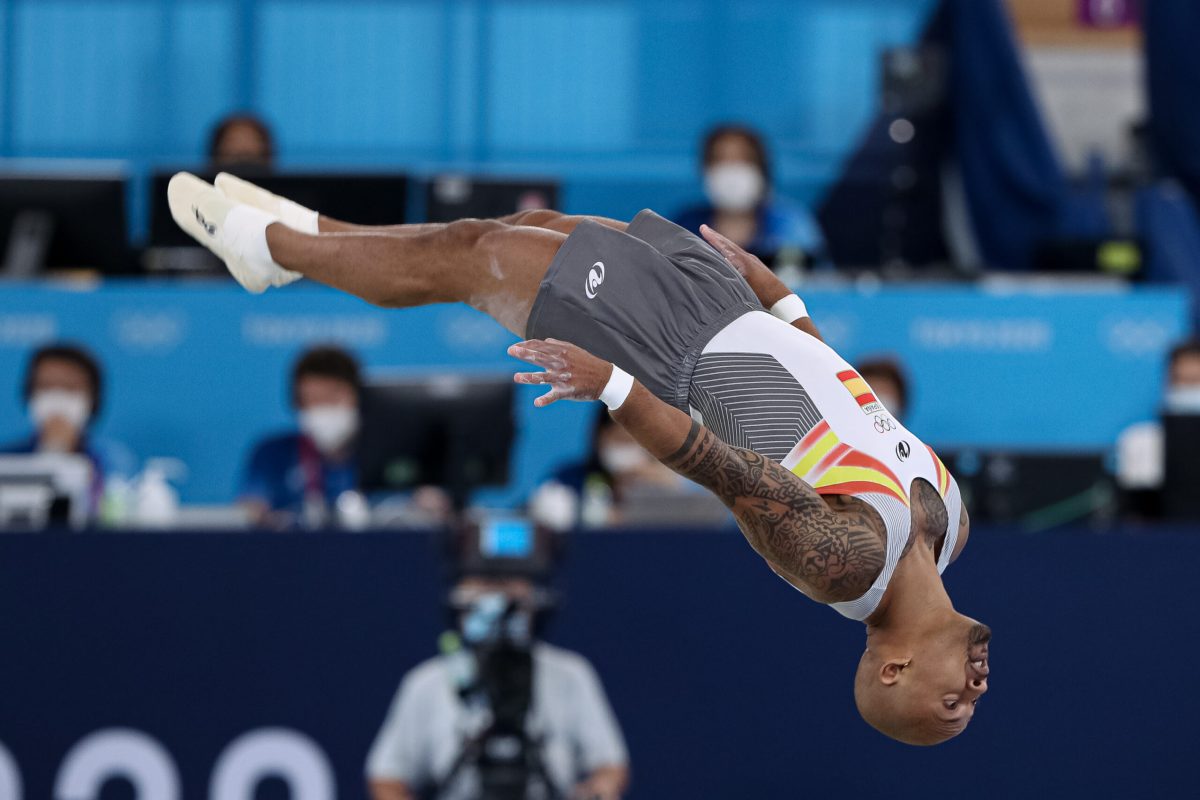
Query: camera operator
366 572 629 800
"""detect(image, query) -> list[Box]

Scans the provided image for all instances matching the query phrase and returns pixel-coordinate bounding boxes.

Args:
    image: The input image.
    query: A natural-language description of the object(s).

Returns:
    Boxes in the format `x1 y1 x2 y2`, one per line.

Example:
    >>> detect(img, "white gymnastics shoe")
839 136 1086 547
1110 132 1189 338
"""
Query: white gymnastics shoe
167 172 301 293
215 172 320 235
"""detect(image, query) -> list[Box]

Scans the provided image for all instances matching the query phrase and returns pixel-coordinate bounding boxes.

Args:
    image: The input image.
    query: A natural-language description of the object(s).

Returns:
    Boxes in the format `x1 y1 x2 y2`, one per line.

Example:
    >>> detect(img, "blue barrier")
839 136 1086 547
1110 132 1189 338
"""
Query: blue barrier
0 282 1188 504
0 525 1196 799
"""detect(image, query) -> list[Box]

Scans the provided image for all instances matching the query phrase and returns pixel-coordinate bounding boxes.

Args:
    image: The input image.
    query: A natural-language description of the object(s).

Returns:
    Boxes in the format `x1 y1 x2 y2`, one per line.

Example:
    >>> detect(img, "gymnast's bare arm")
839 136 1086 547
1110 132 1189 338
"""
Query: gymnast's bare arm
699 225 823 342
508 339 885 604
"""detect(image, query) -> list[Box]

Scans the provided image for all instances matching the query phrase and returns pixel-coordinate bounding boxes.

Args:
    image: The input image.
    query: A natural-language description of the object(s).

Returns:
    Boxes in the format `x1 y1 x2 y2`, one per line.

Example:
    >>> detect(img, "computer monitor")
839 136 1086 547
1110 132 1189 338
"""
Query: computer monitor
358 374 516 507
424 175 558 222
148 169 409 248
0 453 93 530
1162 414 1200 520
0 173 131 274
942 450 1114 526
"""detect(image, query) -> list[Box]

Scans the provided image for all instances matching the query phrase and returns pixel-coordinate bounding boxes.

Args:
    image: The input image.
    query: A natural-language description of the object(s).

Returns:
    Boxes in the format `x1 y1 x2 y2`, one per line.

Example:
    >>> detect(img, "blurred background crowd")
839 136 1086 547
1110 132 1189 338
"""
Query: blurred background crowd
3 0 1200 798
6 0 1200 533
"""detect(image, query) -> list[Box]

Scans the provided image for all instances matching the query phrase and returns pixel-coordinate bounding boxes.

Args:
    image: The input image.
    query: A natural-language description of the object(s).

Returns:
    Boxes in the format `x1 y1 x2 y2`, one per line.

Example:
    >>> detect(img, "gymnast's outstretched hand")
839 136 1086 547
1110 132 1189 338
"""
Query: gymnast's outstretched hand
508 338 614 407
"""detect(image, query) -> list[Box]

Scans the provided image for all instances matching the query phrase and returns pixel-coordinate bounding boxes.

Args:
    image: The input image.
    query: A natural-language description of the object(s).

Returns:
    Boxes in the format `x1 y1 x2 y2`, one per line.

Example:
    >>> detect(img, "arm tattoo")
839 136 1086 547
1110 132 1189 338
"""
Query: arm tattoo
663 421 885 604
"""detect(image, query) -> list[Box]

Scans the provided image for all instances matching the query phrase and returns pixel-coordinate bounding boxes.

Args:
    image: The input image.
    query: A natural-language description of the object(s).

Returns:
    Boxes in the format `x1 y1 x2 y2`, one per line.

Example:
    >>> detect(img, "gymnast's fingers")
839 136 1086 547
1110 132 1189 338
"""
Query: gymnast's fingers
508 344 565 369
534 386 565 407
700 224 739 258
513 371 551 385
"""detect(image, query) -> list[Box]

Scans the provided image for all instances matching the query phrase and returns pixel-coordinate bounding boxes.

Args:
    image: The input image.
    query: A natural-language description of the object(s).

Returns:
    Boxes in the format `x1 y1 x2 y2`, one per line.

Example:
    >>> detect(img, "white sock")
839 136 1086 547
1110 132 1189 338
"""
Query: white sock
224 205 284 272
280 199 319 235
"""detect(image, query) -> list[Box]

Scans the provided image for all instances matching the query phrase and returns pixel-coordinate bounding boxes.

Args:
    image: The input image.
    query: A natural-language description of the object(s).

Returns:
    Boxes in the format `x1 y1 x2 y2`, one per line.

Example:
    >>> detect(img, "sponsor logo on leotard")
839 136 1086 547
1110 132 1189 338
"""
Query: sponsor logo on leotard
895 441 911 461
585 261 606 299
836 369 883 415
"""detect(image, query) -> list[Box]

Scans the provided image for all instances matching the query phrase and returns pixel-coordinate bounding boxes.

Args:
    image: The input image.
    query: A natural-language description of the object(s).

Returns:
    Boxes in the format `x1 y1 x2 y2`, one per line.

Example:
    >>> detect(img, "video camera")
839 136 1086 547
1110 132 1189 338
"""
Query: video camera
437 517 561 800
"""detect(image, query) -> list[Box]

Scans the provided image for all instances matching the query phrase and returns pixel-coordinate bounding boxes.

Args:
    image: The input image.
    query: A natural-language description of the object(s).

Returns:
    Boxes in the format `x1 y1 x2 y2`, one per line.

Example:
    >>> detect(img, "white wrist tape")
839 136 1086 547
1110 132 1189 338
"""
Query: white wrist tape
769 293 809 323
599 365 635 411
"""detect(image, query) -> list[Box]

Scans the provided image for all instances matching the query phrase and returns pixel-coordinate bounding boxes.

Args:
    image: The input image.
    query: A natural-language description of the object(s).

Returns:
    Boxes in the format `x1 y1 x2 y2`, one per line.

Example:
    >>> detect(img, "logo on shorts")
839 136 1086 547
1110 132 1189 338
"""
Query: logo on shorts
585 261 606 299
896 441 911 461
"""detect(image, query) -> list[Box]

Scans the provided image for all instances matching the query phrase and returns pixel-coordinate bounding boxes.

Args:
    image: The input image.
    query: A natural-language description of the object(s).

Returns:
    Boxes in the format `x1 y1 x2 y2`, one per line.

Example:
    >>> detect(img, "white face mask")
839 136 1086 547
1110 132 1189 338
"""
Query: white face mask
30 390 90 431
1165 386 1200 414
599 442 651 474
299 405 359 454
704 162 764 213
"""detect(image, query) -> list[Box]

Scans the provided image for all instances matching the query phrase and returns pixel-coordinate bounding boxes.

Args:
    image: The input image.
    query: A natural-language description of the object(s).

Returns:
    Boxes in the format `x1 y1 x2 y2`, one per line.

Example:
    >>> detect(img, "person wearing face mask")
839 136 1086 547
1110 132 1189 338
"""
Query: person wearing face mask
2 343 135 517
674 123 830 272
239 345 363 528
367 571 629 800
1116 338 1200 517
532 409 692 528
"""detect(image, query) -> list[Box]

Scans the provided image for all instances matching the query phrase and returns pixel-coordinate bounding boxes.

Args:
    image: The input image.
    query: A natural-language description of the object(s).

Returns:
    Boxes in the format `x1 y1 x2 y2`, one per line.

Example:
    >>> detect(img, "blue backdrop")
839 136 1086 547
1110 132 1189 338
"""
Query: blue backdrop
0 282 1187 504
0 0 938 238
0 526 1197 799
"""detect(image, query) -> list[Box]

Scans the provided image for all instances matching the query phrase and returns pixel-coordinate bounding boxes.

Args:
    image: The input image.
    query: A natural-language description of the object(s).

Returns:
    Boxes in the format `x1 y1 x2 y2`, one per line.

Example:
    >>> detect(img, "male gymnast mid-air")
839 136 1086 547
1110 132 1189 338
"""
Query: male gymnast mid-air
170 172 990 745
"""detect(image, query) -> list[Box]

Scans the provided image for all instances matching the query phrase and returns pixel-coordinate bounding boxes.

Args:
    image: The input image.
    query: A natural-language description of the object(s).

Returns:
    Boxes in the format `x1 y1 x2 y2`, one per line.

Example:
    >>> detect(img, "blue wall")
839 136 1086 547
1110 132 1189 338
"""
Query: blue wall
0 283 1188 504
0 0 938 237
1 526 1197 798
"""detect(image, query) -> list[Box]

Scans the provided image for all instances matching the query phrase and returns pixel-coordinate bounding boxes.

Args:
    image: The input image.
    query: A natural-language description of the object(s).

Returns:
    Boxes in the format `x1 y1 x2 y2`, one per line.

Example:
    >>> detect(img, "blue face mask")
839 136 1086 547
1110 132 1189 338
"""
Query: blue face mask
1165 386 1200 414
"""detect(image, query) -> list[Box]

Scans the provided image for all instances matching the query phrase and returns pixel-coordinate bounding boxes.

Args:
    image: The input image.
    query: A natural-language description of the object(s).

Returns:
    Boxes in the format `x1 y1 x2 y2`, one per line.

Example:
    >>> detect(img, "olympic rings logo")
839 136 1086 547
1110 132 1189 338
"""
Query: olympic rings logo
873 415 896 434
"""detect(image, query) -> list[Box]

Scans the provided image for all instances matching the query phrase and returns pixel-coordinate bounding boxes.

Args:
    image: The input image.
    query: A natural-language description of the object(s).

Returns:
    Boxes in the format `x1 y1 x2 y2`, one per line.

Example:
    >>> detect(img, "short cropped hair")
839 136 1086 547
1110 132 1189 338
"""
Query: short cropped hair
290 345 362 407
22 342 104 418
701 123 773 189
208 112 275 163
856 357 910 415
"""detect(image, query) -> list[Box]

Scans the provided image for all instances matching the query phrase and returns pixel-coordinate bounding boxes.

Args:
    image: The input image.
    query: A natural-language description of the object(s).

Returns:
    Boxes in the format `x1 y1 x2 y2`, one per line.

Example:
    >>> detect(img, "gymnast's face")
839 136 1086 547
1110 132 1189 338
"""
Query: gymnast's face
856 616 991 744
910 620 991 739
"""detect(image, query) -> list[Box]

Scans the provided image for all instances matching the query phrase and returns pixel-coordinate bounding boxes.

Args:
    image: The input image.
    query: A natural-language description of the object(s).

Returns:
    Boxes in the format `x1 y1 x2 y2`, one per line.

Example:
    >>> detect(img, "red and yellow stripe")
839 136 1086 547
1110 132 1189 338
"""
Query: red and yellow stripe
926 445 950 496
790 421 910 506
836 369 881 413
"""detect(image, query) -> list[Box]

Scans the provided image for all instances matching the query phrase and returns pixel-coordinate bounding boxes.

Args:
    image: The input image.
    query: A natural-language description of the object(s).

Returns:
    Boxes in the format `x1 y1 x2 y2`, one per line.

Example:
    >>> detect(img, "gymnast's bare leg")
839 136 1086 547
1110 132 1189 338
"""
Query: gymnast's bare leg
167 171 625 336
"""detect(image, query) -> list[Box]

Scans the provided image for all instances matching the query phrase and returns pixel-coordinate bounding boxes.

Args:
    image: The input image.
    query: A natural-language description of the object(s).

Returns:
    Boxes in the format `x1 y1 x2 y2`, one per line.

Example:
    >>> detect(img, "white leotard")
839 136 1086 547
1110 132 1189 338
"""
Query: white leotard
689 310 962 620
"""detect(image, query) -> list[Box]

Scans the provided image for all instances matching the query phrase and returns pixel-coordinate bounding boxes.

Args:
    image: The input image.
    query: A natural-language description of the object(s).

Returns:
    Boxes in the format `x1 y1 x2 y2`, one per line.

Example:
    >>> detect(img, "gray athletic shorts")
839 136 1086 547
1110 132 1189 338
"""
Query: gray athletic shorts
525 210 760 411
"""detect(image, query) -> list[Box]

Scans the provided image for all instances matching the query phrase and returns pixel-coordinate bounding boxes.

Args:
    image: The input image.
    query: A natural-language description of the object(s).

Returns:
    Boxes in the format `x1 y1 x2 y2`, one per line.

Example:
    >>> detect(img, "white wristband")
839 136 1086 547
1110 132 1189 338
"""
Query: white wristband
599 365 635 410
769 293 809 323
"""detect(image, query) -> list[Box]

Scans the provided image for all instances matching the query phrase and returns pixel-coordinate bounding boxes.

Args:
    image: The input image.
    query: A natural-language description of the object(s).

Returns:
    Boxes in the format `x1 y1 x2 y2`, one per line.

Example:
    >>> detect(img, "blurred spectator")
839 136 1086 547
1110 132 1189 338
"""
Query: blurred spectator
209 112 275 168
675 123 829 272
1 343 134 512
367 572 629 800
531 409 695 528
239 345 362 528
857 356 911 423
1116 339 1200 514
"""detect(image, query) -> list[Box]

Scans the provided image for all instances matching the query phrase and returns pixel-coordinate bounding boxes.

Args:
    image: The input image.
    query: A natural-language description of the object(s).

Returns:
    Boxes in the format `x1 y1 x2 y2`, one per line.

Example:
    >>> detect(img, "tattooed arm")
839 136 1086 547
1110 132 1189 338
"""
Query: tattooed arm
508 338 884 603
623 398 884 603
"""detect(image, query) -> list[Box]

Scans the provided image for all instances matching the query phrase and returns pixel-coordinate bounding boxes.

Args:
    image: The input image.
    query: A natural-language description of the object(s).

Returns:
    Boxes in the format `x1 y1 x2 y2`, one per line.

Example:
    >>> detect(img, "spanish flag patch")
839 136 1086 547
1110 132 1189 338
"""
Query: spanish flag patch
836 370 883 415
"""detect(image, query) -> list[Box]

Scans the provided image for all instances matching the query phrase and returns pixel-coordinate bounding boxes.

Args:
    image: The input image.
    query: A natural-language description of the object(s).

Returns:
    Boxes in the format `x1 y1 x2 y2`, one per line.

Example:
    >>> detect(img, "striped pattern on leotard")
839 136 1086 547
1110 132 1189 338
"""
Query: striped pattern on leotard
688 352 822 462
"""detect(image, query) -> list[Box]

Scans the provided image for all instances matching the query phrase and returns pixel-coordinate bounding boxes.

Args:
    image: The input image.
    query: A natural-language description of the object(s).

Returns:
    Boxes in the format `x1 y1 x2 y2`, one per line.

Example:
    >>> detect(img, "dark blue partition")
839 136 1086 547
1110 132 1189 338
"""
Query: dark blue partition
0 527 1196 799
